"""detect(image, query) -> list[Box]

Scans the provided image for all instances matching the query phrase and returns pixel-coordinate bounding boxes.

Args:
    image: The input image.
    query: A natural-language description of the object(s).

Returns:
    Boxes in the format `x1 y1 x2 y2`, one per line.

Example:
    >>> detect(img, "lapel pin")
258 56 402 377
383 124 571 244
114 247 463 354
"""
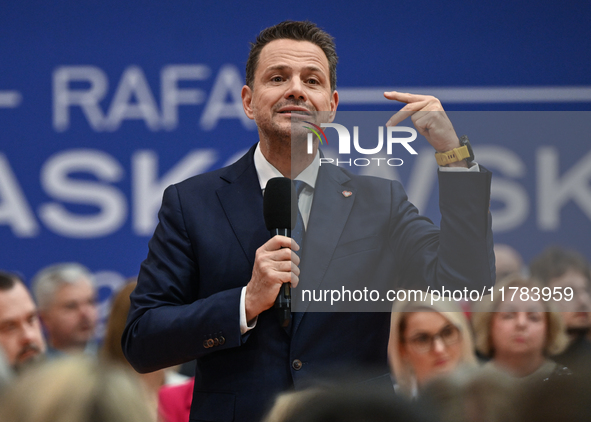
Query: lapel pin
342 190 352 197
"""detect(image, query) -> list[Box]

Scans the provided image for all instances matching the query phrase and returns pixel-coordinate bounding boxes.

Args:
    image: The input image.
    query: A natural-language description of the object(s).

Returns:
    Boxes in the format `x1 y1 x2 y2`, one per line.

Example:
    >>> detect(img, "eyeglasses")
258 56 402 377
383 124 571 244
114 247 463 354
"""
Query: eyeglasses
404 324 461 354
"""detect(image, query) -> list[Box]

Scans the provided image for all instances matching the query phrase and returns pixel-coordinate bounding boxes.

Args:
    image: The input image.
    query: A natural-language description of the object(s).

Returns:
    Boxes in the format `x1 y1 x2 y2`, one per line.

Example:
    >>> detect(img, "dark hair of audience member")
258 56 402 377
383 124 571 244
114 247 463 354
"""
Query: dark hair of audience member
420 366 520 422
530 246 591 284
262 385 433 422
514 368 591 422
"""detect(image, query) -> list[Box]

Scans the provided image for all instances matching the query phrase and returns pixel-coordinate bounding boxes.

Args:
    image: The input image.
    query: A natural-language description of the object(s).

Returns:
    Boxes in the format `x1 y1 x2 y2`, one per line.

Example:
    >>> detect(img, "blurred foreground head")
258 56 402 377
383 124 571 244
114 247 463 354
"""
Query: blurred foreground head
0 355 153 422
514 368 591 422
421 366 519 422
263 385 432 422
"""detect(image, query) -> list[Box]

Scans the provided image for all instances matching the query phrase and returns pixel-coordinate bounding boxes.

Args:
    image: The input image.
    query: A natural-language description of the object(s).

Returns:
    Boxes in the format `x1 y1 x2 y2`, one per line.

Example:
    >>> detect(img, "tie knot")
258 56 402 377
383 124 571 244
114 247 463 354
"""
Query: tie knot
293 180 307 197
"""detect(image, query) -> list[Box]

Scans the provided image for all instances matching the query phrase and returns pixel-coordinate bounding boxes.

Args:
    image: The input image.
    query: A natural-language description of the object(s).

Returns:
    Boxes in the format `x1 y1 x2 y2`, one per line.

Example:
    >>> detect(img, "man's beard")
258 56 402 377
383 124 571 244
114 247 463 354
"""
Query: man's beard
13 344 44 373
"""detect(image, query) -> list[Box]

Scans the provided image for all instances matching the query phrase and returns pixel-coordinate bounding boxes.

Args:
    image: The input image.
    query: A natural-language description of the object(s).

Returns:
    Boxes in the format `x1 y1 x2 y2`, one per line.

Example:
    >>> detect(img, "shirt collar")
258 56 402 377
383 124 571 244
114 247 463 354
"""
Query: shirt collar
253 143 319 190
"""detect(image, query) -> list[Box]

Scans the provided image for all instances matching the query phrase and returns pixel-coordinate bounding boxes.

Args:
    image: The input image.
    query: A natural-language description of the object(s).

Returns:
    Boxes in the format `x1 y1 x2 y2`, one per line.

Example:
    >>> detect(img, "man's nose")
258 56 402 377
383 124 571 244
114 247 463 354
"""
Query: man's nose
81 303 98 323
284 77 306 101
20 323 39 343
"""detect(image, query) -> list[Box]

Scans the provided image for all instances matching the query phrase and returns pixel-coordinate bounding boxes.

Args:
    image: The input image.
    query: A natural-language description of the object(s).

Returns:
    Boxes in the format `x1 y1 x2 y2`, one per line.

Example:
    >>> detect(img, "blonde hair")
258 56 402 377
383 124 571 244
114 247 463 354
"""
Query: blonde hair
471 276 569 358
388 292 477 397
0 355 153 422
101 280 137 365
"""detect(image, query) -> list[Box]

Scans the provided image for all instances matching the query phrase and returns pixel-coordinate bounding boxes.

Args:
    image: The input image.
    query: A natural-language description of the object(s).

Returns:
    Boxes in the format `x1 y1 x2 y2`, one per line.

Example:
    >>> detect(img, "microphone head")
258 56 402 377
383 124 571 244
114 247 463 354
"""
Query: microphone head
264 177 297 231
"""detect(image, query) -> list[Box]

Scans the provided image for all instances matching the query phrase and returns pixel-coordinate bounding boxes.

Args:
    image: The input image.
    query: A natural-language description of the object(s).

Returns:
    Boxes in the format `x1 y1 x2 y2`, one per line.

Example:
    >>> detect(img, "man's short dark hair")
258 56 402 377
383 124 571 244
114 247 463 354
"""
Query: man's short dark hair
530 246 591 285
0 271 21 291
245 20 338 92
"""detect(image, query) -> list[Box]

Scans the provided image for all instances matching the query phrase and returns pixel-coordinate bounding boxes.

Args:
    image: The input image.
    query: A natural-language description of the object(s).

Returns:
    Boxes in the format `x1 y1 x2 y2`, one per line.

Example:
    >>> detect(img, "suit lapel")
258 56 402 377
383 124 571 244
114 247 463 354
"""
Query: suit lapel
216 145 268 267
292 165 354 333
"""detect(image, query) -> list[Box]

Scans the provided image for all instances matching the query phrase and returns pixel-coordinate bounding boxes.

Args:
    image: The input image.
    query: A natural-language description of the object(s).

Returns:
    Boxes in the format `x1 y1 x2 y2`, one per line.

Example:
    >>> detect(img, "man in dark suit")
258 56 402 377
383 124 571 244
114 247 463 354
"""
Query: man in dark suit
123 21 494 422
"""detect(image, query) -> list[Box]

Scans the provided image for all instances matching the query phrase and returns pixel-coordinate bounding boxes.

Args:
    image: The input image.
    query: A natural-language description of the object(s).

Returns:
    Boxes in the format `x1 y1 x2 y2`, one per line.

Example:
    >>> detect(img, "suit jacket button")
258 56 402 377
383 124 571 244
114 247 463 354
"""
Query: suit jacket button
203 340 210 348
292 359 303 371
206 339 215 348
218 336 225 345
213 338 219 347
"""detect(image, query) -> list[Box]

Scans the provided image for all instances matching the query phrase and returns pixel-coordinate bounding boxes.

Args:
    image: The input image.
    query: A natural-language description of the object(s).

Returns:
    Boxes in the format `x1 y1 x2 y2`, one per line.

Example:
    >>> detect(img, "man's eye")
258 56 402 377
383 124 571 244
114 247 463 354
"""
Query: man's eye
271 76 283 82
0 324 16 333
308 78 319 84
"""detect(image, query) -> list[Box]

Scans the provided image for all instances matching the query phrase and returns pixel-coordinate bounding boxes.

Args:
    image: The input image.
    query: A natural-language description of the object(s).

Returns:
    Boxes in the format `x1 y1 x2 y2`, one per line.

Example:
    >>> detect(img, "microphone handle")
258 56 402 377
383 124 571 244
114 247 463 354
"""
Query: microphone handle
270 229 292 328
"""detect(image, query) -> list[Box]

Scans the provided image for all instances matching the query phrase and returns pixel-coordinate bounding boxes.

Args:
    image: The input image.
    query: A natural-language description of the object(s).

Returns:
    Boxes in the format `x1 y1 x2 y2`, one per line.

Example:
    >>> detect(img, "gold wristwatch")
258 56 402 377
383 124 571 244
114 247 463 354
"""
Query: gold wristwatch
434 135 474 166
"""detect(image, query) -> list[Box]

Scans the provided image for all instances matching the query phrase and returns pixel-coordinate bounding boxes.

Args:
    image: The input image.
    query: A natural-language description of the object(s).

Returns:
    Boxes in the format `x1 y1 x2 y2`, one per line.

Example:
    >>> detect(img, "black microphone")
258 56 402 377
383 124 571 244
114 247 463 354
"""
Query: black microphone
263 177 297 328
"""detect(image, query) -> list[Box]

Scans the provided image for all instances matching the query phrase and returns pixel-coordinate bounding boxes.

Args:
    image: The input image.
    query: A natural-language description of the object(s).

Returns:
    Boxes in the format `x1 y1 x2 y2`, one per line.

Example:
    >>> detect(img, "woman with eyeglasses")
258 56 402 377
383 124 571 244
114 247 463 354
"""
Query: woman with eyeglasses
388 293 477 398
471 276 570 382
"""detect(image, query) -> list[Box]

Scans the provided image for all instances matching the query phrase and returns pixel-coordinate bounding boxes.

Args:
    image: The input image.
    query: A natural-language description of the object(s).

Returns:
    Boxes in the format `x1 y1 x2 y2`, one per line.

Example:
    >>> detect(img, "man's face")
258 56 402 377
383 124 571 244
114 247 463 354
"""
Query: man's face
40 279 98 351
242 39 338 147
549 270 591 330
0 283 46 370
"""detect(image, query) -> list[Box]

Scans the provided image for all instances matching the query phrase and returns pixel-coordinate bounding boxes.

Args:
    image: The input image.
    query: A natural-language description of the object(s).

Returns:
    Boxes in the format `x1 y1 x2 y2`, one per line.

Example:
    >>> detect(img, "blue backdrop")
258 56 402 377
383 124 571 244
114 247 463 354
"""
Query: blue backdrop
1 1 590 321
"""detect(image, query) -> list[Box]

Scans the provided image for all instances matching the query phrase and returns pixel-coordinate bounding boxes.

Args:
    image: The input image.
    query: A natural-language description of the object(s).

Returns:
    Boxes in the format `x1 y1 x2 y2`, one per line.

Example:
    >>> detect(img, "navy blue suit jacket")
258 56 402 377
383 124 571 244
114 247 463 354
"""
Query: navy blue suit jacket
122 144 494 422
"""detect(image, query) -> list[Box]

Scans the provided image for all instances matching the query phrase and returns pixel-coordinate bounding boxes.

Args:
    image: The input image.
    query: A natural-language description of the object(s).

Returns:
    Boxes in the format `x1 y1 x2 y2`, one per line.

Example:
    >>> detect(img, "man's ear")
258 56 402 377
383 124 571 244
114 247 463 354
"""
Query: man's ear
328 90 339 122
241 85 255 120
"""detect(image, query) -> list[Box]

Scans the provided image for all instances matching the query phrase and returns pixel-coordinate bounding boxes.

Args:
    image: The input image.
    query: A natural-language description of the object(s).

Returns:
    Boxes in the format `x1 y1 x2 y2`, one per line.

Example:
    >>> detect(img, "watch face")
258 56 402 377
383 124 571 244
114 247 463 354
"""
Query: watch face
460 135 474 162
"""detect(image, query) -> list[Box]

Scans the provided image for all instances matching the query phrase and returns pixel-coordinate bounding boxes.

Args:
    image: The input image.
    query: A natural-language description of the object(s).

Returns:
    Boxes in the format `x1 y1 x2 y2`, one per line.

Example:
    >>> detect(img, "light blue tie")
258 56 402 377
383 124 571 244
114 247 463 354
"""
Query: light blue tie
292 180 307 257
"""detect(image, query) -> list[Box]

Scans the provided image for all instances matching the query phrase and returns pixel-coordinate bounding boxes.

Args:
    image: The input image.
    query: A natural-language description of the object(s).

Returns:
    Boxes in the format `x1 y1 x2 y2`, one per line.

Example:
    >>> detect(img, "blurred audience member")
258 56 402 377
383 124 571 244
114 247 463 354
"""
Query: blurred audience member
494 244 524 282
389 293 477 398
0 344 13 389
529 246 591 371
32 263 98 357
472 276 569 382
158 377 194 422
0 271 46 372
514 367 591 422
0 355 153 422
421 366 519 422
262 385 433 422
101 280 165 421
